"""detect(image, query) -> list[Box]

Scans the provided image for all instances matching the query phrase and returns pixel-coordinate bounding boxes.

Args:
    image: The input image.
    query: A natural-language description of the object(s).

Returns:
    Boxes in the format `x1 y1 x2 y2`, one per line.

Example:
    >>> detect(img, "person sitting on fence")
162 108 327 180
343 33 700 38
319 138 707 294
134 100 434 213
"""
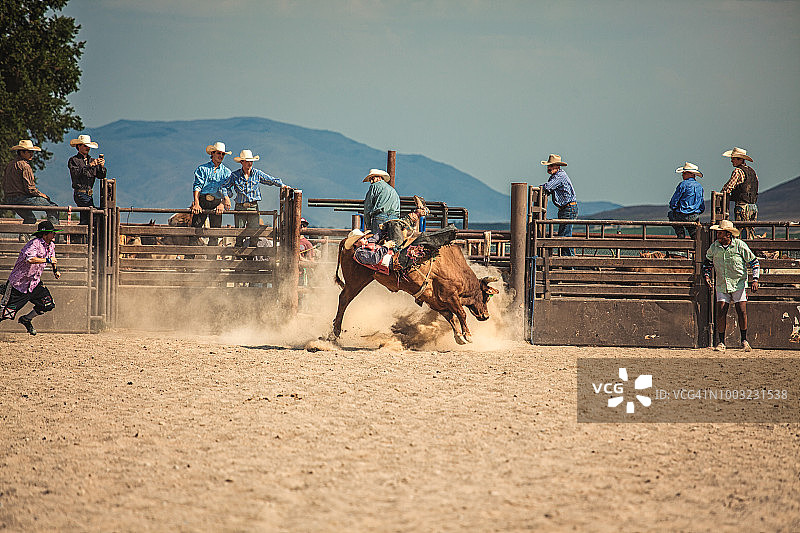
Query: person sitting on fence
191 141 233 246
226 149 286 246
668 162 704 239
68 134 107 244
721 147 758 240
3 140 59 227
363 169 401 234
0 221 61 335
540 154 577 257
702 219 759 352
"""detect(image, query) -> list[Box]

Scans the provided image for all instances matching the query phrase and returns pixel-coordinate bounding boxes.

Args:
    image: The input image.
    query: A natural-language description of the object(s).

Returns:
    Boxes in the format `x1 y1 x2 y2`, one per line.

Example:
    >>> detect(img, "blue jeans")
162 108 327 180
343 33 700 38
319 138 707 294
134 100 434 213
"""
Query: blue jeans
668 210 699 239
367 212 395 234
557 203 578 257
4 195 59 226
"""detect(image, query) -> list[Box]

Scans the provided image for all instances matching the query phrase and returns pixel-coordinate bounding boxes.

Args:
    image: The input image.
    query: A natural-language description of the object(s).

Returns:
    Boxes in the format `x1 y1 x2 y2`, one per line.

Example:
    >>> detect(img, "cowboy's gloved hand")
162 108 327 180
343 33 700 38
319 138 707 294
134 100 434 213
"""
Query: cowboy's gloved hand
383 240 396 249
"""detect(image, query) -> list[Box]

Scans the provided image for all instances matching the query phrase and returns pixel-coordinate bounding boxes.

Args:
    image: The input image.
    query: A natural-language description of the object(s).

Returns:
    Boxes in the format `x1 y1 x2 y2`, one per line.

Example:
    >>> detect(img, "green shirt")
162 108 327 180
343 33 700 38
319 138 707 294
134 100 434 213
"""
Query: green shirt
705 238 757 293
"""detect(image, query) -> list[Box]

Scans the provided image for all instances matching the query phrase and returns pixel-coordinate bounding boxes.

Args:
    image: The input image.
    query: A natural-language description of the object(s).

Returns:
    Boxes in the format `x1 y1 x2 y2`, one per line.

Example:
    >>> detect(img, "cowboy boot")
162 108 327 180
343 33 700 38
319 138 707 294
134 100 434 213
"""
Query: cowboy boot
413 195 429 216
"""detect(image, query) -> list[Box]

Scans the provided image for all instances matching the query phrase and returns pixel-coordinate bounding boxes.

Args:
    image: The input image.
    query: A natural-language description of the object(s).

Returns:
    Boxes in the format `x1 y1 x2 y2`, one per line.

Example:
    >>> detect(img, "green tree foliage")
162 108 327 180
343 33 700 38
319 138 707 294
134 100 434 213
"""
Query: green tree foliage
0 0 84 177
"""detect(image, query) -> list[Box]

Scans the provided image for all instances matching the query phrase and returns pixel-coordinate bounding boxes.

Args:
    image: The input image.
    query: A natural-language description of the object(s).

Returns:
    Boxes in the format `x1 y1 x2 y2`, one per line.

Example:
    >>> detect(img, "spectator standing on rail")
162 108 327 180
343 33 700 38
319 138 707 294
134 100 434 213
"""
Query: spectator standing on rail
67 134 106 243
703 219 759 352
226 149 285 246
363 169 400 234
3 140 59 227
721 147 758 240
0 221 61 335
668 162 704 239
191 142 233 246
540 154 577 257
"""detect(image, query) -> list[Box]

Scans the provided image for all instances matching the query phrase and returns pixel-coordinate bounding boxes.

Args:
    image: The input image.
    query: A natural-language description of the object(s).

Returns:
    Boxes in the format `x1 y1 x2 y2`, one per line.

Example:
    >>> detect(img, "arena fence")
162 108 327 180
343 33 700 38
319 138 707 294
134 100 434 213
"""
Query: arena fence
521 184 800 349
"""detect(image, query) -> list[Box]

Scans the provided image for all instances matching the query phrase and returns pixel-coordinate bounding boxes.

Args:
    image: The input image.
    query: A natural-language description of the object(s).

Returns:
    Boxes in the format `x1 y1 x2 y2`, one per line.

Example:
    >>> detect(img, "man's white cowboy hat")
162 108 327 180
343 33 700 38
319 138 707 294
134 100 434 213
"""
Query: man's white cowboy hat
709 219 741 237
344 229 369 249
234 149 260 162
69 134 99 149
205 142 231 155
10 140 41 151
722 147 753 162
675 162 703 177
362 169 391 183
541 154 567 166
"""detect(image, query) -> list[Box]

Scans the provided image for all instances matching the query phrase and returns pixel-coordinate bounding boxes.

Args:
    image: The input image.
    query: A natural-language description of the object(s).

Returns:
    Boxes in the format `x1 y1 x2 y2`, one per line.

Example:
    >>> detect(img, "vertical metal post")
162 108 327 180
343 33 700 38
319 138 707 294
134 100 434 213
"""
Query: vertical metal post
510 183 528 308
351 214 362 230
387 150 396 189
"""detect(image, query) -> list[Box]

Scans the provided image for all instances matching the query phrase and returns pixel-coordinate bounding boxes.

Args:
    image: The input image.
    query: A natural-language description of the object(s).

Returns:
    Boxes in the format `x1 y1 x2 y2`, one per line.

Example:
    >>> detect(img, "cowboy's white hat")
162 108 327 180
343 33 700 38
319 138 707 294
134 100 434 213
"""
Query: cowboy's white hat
344 229 369 249
541 154 567 166
675 162 703 177
709 219 741 237
205 142 231 155
722 147 753 162
69 134 99 149
362 169 391 183
234 149 260 162
10 139 41 151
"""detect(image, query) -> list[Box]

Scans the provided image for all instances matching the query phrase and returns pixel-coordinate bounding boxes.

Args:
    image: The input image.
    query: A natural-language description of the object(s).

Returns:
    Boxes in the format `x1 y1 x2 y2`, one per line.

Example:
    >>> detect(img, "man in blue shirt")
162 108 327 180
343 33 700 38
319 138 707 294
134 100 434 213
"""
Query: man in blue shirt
191 142 233 246
540 154 577 257
668 162 705 239
363 169 400 234
226 149 286 244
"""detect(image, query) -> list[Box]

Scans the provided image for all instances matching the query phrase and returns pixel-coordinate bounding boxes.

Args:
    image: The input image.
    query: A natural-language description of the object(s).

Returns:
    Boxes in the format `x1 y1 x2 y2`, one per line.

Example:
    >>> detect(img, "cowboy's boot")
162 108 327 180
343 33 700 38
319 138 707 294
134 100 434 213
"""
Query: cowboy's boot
413 195 429 216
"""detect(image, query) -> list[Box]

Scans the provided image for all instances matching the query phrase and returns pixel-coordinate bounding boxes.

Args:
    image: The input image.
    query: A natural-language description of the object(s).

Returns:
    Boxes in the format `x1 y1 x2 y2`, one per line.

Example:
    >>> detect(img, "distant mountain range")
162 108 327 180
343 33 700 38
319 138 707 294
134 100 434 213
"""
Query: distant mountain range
35 117 515 227
588 176 800 222
32 116 796 227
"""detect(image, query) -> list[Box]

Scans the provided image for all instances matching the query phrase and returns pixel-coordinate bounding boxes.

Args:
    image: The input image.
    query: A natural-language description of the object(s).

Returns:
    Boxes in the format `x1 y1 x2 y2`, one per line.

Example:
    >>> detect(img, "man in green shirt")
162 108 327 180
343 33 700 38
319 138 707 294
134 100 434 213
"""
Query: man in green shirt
363 169 401 234
703 219 759 351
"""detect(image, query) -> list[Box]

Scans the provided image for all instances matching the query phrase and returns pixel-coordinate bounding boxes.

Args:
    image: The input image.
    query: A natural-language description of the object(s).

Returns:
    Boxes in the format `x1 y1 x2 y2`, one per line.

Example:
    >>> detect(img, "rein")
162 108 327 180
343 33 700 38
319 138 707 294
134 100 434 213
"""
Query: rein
411 258 435 298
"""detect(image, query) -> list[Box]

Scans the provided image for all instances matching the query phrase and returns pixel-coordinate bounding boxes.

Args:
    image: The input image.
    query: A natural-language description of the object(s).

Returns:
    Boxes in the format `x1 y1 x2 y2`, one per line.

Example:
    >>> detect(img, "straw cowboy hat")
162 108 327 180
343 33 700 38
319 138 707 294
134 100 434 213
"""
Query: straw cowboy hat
10 140 41 151
69 134 98 149
234 149 260 162
675 162 703 177
32 220 62 236
205 142 231 155
709 219 740 237
722 147 753 162
541 154 567 166
362 169 391 183
344 228 369 249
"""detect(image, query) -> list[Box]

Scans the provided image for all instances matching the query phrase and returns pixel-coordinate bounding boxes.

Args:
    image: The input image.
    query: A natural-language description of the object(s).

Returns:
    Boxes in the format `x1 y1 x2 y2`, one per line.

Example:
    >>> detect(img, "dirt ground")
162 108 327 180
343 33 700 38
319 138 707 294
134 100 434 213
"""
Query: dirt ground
1 327 798 532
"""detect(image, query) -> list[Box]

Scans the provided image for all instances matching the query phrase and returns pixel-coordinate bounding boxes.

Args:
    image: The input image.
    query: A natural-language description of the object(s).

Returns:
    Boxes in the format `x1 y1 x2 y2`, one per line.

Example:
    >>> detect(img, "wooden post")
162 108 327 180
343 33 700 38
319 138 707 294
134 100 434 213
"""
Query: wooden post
510 182 528 308
387 150 396 188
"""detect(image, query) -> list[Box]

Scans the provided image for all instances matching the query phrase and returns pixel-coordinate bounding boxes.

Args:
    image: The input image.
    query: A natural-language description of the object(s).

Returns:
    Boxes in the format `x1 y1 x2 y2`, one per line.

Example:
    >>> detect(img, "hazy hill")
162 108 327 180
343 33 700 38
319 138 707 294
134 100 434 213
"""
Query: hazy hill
35 117 517 226
588 176 800 222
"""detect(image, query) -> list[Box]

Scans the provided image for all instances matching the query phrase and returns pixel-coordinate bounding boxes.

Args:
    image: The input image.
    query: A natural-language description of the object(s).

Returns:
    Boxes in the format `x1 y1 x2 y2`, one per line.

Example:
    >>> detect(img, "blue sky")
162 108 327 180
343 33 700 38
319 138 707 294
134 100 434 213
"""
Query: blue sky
63 0 799 205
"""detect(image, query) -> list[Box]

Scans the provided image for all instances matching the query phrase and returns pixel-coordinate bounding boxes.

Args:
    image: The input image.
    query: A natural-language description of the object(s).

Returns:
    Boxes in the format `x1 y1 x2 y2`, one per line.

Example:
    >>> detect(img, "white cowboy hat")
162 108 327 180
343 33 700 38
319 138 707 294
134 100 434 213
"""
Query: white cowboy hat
69 134 99 149
10 139 41 151
234 149 260 162
362 169 391 183
709 219 741 237
205 142 231 155
675 162 703 177
344 229 369 249
722 147 753 162
541 154 567 166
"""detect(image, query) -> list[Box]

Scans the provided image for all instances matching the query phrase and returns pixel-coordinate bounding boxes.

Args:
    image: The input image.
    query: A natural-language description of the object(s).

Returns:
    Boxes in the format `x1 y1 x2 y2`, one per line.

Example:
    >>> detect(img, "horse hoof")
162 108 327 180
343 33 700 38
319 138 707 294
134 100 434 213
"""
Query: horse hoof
455 334 468 345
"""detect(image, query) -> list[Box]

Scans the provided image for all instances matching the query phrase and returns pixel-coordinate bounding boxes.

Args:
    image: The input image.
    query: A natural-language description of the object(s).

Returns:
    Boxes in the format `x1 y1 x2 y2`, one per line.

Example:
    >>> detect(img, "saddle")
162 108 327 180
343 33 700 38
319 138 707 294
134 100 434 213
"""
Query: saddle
394 224 458 271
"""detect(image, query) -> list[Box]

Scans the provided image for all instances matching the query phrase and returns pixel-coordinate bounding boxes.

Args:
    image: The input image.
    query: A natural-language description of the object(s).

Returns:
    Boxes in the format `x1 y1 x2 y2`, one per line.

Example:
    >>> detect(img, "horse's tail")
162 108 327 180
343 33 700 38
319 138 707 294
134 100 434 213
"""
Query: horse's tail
334 240 346 289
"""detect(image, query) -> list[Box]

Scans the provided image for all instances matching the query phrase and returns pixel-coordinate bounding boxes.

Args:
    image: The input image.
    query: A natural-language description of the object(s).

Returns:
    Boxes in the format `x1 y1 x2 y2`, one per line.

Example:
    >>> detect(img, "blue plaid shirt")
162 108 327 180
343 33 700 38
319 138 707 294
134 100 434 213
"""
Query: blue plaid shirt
226 168 284 204
541 168 576 208
193 161 233 199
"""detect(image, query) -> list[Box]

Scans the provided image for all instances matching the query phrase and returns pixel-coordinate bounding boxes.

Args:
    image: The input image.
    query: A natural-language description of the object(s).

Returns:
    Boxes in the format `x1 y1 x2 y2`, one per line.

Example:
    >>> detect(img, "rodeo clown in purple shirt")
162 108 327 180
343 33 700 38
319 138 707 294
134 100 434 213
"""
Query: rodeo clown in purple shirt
0 221 61 335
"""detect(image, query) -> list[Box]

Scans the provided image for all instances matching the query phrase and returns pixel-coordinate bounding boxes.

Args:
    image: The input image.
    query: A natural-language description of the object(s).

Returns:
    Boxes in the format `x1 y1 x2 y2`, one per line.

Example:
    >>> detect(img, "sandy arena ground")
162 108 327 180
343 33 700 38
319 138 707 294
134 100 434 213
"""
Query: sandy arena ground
1 325 799 532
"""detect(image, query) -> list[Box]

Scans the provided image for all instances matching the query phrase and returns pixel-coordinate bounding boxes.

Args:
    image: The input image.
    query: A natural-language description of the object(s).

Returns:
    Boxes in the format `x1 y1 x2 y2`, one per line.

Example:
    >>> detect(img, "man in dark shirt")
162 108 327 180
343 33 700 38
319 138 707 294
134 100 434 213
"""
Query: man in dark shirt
3 140 59 226
721 147 758 240
67 135 107 241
